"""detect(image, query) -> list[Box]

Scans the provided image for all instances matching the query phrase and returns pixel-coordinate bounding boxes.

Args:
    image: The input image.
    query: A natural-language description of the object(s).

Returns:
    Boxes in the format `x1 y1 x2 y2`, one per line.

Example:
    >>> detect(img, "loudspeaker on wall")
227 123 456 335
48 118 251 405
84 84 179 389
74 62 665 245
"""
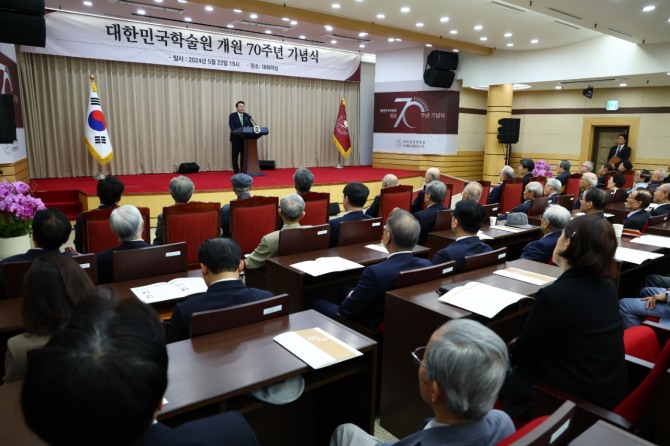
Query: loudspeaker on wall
424 50 459 89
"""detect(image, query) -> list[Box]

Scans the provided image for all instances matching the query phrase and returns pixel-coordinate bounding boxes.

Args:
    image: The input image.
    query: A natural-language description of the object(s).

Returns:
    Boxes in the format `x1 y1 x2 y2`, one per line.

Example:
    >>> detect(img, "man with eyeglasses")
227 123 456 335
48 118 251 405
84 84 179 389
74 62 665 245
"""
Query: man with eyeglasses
329 319 514 446
651 183 670 216
623 189 652 231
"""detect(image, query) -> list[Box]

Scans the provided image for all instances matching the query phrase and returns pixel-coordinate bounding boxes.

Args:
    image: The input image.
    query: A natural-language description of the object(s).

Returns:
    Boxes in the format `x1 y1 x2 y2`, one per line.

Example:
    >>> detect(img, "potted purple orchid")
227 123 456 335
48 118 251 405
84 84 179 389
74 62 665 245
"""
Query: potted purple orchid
0 180 46 258
532 160 554 178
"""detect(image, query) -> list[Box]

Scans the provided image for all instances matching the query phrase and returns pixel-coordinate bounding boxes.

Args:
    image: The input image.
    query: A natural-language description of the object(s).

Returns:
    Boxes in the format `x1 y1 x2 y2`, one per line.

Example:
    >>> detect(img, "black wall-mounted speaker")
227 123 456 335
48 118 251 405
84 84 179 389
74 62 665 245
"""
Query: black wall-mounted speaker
497 118 521 144
0 0 46 47
423 68 455 89
426 50 459 71
0 94 16 144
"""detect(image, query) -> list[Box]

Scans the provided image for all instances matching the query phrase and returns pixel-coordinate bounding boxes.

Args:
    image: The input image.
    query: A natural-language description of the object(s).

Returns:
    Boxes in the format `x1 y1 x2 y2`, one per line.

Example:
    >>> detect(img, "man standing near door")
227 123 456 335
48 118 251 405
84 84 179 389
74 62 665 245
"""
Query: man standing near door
607 133 632 168
229 101 253 174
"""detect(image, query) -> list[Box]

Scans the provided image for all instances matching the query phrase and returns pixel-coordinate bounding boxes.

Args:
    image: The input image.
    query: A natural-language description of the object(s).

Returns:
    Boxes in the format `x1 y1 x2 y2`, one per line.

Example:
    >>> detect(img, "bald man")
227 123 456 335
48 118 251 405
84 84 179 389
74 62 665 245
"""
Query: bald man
365 173 399 217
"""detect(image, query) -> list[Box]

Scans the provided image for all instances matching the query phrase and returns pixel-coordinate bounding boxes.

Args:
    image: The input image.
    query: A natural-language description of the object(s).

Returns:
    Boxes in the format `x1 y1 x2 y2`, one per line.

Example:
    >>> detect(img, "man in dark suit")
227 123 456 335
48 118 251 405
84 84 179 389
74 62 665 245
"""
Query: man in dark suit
312 210 431 327
520 205 571 264
96 205 150 284
544 178 561 203
432 200 491 271
623 189 652 231
328 182 373 247
229 100 253 174
153 175 194 245
502 181 542 217
365 173 398 217
411 167 440 213
168 238 273 343
73 175 124 253
413 181 447 245
573 172 598 210
579 187 609 217
651 184 670 216
21 295 260 446
555 160 570 186
648 168 667 193
487 165 515 205
518 158 535 192
221 173 253 238
606 133 632 168
330 319 514 446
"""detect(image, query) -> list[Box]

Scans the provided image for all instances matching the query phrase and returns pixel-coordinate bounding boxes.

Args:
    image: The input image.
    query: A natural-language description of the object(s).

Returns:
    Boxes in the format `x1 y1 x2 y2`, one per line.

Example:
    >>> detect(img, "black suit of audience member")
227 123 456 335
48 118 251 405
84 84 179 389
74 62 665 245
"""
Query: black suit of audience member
73 176 124 253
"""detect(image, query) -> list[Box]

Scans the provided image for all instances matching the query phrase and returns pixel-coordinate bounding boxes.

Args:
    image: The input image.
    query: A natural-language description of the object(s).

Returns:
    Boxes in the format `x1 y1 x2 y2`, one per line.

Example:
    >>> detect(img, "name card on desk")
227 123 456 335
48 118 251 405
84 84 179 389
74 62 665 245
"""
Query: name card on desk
274 327 362 369
290 256 363 276
438 281 530 318
493 267 556 286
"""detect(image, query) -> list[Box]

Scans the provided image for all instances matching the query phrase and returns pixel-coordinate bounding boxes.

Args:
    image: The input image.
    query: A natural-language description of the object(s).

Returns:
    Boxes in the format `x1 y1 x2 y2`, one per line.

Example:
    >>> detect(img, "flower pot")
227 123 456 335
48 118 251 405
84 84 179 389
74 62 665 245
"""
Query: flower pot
0 234 32 259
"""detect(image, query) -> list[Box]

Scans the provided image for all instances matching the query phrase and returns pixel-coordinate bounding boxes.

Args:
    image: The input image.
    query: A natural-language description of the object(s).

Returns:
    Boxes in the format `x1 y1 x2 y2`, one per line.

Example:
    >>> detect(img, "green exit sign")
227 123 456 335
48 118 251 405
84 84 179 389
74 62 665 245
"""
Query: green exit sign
606 100 619 111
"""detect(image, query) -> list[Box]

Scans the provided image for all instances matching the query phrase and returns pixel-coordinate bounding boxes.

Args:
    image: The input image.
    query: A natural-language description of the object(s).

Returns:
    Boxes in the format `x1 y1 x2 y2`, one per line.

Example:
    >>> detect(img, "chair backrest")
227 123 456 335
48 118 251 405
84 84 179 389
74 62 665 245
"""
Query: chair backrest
278 224 330 256
623 325 661 363
443 182 453 209
497 400 576 446
112 242 188 282
622 171 635 189
644 214 669 233
432 209 454 232
555 194 575 212
337 217 383 246
397 261 456 288
81 206 151 254
379 185 413 225
163 202 221 269
190 294 289 338
477 180 492 205
612 188 630 203
230 196 278 255
71 253 98 285
530 175 547 188
564 173 582 198
300 192 330 226
500 179 523 213
528 197 550 216
462 247 507 273
482 203 500 219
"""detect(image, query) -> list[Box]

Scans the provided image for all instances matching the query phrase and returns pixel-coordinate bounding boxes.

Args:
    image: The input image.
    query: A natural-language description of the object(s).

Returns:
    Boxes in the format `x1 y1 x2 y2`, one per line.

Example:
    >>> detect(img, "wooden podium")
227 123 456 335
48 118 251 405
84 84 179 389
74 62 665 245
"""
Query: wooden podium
233 126 269 176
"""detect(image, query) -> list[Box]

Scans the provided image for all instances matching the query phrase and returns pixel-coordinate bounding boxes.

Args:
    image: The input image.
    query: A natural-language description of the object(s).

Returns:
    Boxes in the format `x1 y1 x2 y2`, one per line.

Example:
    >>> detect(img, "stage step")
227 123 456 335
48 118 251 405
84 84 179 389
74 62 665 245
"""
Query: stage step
33 190 82 219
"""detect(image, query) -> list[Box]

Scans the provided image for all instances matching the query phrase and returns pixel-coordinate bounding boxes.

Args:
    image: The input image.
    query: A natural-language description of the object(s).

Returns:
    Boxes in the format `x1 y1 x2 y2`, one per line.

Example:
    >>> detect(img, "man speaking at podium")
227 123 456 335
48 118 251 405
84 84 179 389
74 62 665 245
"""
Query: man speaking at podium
229 100 253 173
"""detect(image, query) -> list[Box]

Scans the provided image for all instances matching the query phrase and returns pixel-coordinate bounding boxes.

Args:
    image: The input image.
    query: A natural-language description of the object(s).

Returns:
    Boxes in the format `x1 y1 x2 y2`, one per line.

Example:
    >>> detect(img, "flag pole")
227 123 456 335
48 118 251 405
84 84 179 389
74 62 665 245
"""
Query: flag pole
333 96 351 169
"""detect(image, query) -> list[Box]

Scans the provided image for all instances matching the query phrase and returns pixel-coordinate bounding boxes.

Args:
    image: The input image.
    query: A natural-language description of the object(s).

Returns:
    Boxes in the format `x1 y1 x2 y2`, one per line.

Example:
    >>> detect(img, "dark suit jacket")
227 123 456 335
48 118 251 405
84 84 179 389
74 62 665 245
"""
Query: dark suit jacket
413 203 447 245
508 199 532 215
432 236 492 272
229 112 252 144
136 412 259 446
0 249 76 299
607 145 632 164
519 231 560 264
221 192 251 238
410 189 426 213
167 279 273 343
548 193 559 204
556 170 569 186
365 194 380 217
487 183 503 205
328 210 373 247
522 173 532 189
623 209 650 231
96 240 150 284
340 252 432 326
73 204 116 253
652 203 670 216
508 268 628 411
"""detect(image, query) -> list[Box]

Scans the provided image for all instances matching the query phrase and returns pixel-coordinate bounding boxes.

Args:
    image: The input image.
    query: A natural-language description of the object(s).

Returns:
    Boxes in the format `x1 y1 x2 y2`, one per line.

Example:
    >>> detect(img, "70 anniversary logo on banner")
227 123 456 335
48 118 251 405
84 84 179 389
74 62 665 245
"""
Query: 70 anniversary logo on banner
373 91 459 155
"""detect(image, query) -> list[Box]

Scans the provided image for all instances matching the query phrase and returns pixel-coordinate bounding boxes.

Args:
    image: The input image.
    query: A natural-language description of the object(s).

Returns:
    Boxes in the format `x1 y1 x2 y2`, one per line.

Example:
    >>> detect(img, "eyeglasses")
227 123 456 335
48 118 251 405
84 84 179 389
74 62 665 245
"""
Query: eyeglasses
411 346 427 368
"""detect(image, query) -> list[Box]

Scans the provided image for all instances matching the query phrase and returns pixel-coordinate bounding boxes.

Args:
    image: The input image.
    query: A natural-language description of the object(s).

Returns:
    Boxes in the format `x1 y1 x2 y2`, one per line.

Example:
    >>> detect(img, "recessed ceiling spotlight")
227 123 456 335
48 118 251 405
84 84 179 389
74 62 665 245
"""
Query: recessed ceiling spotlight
555 85 563 90
178 0 187 3
530 39 539 44
388 37 395 42
332 3 341 9
425 43 433 47
204 5 213 12
453 49 459 53
356 0 363 2
449 30 458 34
395 38 402 41
227 24 234 28
154 0 163 3
513 84 531 90
440 17 449 22
474 25 483 31
504 32 512 37
184 17 192 22
416 22 424 27
400 7 410 13
249 13 258 19
642 5 656 12
376 13 385 19
506 43 514 47
265 30 272 34
620 83 628 87
359 32 368 37
325 25 333 31
233 9 242 13
331 39 337 44
299 35 306 39
137 9 146 15
83 0 92 5
282 17 290 21
359 44 366 48
290 20 298 25
480 36 488 41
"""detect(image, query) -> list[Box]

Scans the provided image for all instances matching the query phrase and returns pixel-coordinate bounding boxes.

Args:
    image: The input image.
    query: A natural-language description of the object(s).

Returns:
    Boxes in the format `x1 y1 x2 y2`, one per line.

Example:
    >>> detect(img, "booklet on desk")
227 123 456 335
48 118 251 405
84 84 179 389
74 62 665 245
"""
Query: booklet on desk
131 277 207 304
290 256 363 276
438 281 531 318
274 327 362 369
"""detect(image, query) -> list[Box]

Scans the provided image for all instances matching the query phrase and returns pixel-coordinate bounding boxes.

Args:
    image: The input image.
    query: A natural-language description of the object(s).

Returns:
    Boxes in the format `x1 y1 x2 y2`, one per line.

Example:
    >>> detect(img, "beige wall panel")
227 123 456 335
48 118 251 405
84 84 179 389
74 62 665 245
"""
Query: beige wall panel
459 89 488 108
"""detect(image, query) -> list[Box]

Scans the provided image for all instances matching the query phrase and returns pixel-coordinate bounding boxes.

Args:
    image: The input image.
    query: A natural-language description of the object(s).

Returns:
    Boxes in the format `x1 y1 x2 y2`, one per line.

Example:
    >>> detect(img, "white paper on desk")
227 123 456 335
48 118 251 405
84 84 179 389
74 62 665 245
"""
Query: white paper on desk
274 327 362 369
365 243 388 253
630 235 670 249
131 277 207 303
439 282 530 318
614 247 664 265
290 256 364 276
477 230 493 240
490 225 526 233
493 267 556 286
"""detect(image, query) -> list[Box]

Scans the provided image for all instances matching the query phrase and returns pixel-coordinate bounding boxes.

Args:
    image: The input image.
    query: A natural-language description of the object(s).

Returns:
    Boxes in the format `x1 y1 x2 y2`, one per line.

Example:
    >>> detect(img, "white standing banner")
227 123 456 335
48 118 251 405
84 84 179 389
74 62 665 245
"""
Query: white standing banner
22 11 361 82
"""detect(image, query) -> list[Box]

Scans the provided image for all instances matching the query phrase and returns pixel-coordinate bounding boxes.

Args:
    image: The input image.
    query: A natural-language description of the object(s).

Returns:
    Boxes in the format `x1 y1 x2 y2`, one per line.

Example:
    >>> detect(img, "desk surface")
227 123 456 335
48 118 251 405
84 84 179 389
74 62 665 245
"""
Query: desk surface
569 420 656 445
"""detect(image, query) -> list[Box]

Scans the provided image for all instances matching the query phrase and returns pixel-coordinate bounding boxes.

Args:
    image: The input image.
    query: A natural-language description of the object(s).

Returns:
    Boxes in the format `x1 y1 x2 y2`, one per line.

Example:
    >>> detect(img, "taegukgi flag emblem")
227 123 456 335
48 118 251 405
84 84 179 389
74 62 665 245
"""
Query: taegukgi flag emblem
84 75 113 164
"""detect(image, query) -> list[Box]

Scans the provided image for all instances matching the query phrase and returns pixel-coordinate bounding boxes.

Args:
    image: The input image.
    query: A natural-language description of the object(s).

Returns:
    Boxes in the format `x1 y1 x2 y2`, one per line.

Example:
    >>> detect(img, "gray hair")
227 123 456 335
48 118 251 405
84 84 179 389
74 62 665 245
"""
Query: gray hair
426 167 440 181
658 183 670 196
656 169 668 180
110 205 143 242
581 161 594 172
501 166 515 179
382 174 399 188
582 172 598 187
169 176 194 203
559 160 571 171
279 194 305 221
463 182 483 202
526 181 543 198
542 205 571 231
386 210 420 250
426 181 447 203
425 319 508 421
293 167 314 194
545 178 562 193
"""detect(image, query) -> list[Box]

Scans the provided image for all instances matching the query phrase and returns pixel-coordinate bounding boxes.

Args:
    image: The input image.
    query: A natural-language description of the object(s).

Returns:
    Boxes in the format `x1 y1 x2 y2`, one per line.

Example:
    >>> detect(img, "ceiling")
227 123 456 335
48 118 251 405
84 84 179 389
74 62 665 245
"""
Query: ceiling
43 0 670 89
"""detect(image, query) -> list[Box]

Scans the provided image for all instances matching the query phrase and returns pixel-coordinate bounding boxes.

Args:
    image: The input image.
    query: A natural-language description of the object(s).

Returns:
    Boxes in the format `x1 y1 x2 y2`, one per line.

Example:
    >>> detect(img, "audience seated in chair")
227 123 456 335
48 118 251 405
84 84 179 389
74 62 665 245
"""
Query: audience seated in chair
312 210 431 328
607 173 626 191
221 173 254 238
365 173 398 217
579 161 594 174
168 238 273 343
330 319 514 446
21 295 260 446
433 200 491 272
411 167 440 213
579 187 609 218
244 194 305 270
461 181 483 204
328 182 374 247
488 165 515 205
413 181 448 245
631 169 651 191
555 160 570 187
623 189 651 231
651 183 670 216
619 273 670 329
0 208 74 298
501 181 543 217
573 172 598 210
518 158 535 192
96 205 150 284
73 175 124 253
3 255 96 383
153 175 194 245
544 178 561 203
293 167 314 195
647 169 666 193
519 205 571 264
